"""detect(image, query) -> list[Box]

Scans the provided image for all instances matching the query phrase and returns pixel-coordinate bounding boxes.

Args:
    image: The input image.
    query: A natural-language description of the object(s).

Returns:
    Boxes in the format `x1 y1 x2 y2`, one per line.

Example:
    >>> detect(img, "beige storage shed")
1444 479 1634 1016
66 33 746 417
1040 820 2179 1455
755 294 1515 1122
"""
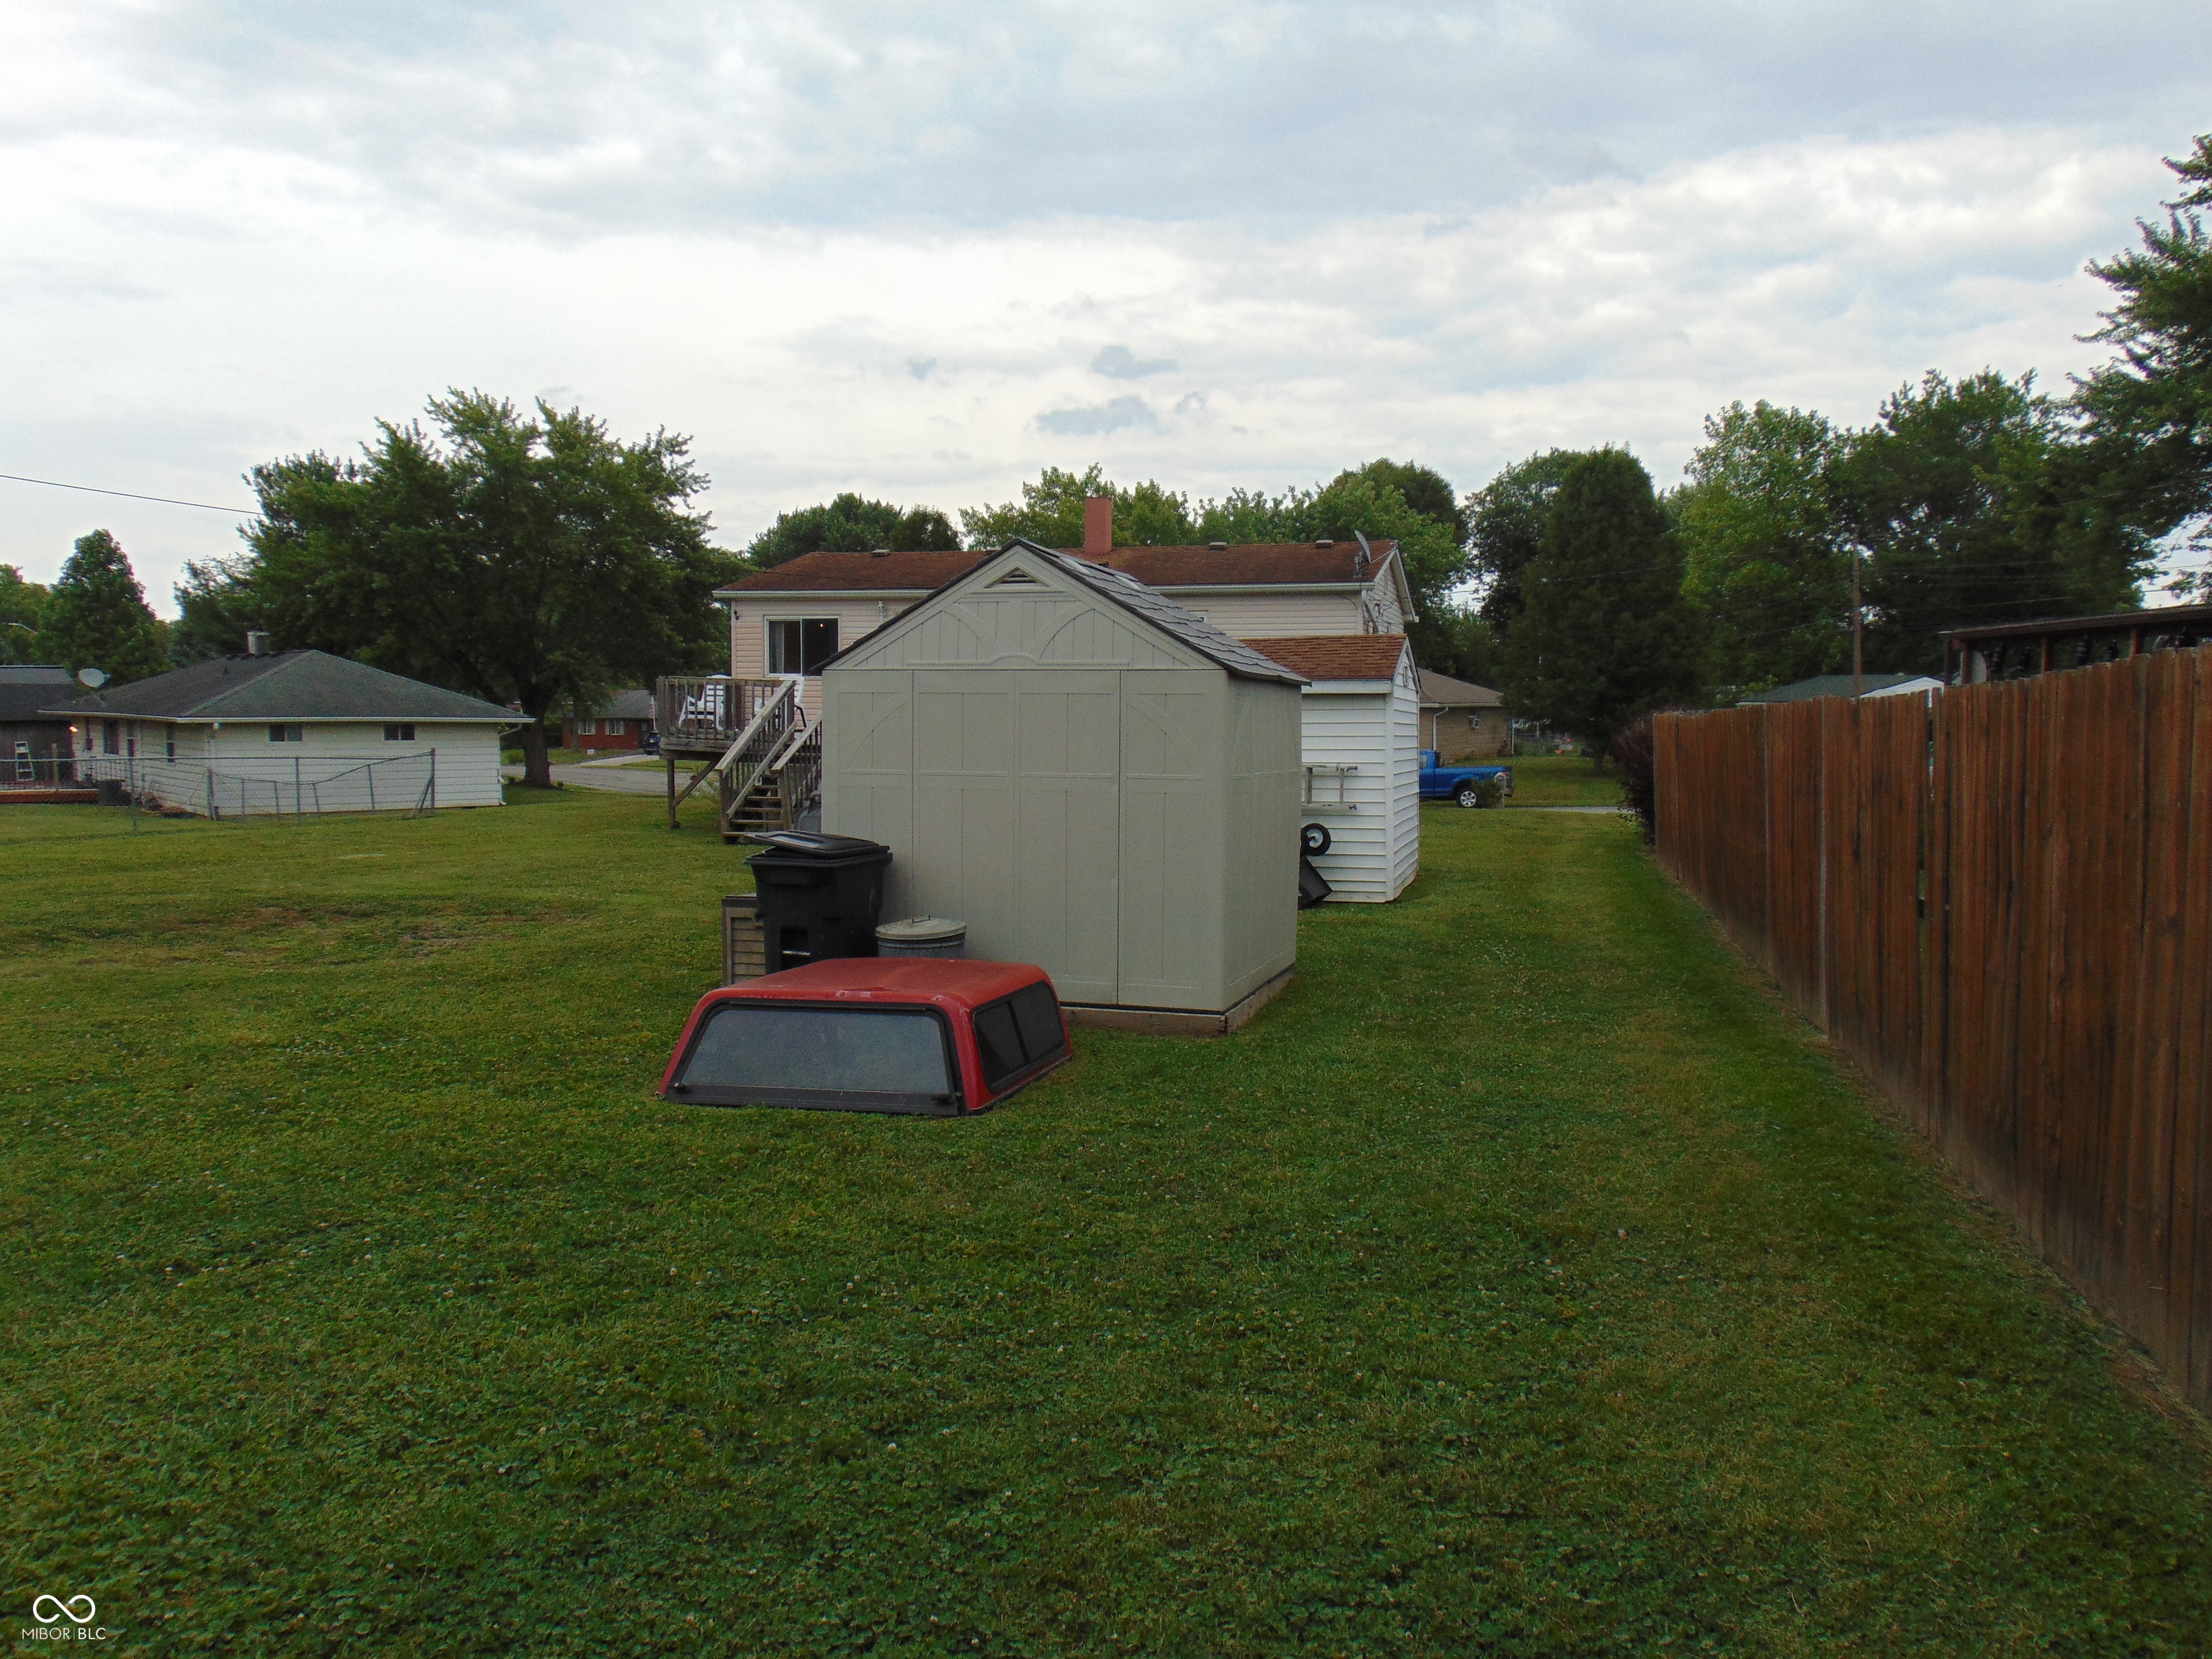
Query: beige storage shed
819 540 1306 1033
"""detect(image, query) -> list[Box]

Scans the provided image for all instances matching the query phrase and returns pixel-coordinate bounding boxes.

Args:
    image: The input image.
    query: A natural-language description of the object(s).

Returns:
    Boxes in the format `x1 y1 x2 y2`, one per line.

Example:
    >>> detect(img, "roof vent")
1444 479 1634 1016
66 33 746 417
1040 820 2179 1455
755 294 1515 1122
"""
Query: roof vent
246 631 272 656
1316 539 1334 548
1208 540 1228 550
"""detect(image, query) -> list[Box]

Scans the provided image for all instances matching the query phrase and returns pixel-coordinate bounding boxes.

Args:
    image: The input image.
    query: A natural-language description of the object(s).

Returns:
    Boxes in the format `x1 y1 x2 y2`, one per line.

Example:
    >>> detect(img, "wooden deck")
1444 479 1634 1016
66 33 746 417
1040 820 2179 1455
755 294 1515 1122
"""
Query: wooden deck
654 675 824 840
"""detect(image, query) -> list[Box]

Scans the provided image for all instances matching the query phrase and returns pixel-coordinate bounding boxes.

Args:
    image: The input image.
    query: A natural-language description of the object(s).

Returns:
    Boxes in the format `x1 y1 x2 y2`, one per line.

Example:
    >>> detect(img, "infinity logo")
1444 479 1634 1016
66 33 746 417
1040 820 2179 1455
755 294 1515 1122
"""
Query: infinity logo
31 1594 96 1625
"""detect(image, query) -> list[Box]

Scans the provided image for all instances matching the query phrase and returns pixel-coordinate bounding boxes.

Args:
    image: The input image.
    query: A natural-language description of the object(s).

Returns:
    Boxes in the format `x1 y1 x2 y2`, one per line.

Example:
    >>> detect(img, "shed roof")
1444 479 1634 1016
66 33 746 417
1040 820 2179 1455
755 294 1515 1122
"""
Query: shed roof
1007 544 1308 686
0 665 76 723
1246 634 1408 683
1941 602 2212 644
48 649 519 722
1417 669 1503 708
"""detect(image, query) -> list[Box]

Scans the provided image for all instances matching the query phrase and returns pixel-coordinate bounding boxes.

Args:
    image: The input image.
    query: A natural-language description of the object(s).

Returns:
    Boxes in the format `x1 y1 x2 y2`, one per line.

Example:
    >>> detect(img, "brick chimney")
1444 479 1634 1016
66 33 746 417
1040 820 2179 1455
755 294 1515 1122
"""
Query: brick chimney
1083 495 1112 557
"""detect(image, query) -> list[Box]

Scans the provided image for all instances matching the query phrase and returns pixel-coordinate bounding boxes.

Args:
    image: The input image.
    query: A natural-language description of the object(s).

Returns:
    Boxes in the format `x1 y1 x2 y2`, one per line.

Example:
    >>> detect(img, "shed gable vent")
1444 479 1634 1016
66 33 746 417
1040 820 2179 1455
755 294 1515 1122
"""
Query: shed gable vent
986 567 1043 586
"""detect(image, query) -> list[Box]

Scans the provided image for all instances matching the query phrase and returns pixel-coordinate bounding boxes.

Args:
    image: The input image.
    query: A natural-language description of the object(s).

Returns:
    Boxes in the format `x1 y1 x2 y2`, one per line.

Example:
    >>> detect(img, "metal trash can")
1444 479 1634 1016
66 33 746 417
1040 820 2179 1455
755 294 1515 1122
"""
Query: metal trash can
875 916 968 959
745 832 893 974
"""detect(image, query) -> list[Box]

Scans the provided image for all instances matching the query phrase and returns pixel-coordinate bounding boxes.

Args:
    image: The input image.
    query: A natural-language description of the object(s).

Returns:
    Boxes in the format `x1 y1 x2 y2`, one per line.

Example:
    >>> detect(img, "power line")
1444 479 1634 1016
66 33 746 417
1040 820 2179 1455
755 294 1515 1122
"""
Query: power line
0 471 259 516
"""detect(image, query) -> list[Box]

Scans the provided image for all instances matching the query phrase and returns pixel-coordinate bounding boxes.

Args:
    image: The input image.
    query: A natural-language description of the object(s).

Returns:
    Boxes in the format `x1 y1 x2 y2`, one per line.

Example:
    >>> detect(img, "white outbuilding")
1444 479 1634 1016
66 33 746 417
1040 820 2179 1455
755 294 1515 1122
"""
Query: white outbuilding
51 648 516 814
819 540 1307 1033
1244 634 1421 904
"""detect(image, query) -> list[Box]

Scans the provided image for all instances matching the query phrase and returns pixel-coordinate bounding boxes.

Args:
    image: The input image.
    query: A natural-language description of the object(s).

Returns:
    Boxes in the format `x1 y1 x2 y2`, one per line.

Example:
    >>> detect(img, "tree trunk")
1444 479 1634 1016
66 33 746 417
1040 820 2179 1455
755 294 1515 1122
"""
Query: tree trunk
516 717 555 788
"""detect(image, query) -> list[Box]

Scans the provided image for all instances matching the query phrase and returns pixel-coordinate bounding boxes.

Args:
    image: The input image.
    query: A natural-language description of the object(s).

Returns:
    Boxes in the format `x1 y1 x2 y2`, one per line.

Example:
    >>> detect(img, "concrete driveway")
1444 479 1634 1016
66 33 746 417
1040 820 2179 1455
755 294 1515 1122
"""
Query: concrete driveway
500 762 669 796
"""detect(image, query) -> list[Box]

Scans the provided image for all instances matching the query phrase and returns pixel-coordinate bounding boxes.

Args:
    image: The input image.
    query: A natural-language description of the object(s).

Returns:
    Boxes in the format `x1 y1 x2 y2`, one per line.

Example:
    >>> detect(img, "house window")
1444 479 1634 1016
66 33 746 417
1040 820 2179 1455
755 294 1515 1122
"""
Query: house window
767 618 840 675
102 720 119 755
605 719 625 736
574 719 597 737
384 724 415 742
165 732 176 762
268 724 303 743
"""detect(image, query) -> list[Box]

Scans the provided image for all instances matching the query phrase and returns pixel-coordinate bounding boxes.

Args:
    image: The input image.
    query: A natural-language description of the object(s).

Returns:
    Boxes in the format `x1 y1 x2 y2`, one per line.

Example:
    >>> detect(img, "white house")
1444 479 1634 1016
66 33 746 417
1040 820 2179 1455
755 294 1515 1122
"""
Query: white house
1246 635 1421 903
50 647 517 814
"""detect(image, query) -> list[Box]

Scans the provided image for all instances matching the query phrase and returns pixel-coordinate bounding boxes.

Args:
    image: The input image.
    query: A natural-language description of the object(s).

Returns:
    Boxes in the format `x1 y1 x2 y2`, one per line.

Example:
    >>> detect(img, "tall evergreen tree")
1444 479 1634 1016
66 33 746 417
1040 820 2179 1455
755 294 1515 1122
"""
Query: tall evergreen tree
39 529 170 683
2074 130 2212 595
1501 450 1703 750
1465 450 1583 634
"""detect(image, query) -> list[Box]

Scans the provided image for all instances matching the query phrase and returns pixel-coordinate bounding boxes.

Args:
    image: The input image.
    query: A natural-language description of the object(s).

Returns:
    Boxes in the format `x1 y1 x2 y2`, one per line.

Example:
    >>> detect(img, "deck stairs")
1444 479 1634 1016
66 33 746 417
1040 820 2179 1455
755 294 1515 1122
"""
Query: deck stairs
721 720 823 842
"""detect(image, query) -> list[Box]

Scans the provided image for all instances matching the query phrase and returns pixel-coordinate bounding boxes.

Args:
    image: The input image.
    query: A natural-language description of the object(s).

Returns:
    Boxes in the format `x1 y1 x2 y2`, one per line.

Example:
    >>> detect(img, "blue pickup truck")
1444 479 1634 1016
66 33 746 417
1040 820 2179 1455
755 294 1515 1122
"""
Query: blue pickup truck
1419 750 1514 807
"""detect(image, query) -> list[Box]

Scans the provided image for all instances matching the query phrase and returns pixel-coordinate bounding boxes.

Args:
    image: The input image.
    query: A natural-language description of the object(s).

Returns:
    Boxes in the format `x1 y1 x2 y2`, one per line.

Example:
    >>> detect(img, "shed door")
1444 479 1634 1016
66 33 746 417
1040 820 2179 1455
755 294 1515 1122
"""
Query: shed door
1120 672 1221 1009
1014 671 1120 1004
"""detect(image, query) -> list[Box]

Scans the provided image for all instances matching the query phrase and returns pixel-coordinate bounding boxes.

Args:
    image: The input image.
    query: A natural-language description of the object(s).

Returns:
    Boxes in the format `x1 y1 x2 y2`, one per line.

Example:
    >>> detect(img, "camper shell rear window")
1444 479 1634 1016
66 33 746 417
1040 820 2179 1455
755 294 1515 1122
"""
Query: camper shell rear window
970 981 1069 1093
671 1002 960 1113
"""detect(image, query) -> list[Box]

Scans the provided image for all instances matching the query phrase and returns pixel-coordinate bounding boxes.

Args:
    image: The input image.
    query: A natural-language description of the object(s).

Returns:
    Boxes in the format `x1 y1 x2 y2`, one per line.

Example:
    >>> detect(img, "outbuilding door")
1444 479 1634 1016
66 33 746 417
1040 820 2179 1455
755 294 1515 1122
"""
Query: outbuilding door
1118 671 1220 1009
909 669 1121 1005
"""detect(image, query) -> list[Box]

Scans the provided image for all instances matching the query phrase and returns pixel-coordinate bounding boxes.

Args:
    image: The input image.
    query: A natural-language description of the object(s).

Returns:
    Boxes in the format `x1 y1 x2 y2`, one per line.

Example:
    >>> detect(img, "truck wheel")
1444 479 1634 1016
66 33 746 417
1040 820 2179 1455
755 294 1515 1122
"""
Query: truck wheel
1300 823 1332 856
1455 781 1483 809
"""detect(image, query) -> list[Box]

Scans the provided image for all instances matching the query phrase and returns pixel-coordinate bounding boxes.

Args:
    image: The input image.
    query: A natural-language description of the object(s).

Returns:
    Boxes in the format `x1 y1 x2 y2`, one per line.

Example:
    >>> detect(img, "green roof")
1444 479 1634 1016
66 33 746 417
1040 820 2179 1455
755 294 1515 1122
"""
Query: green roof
48 651 518 723
1737 673 1936 705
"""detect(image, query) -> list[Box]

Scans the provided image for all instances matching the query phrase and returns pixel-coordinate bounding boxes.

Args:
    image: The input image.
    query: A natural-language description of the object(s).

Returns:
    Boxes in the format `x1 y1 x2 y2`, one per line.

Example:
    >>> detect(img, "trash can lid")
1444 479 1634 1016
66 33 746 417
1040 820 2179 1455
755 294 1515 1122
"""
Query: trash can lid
745 831 888 858
875 915 968 943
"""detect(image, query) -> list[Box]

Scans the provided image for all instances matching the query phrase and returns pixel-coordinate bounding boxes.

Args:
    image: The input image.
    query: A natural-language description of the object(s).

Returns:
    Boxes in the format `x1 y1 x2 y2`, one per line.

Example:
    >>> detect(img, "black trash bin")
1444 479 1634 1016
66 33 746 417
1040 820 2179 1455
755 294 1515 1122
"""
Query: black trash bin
745 832 894 974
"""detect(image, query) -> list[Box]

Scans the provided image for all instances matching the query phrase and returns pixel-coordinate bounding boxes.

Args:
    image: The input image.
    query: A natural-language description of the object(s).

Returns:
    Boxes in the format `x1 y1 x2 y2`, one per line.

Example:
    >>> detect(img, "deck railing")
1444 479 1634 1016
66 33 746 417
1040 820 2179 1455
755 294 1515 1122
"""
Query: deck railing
655 677 793 755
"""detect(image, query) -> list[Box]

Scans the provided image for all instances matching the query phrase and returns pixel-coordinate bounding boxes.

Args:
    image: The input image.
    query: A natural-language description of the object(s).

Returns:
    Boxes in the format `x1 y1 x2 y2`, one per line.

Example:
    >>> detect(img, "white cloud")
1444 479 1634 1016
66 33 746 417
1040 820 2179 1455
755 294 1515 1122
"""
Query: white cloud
0 4 2205 612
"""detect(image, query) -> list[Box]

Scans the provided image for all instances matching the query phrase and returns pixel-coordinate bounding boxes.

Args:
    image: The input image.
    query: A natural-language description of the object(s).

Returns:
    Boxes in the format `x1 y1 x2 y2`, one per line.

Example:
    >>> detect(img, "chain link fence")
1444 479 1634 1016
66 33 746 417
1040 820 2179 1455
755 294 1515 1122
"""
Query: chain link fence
1 752 441 818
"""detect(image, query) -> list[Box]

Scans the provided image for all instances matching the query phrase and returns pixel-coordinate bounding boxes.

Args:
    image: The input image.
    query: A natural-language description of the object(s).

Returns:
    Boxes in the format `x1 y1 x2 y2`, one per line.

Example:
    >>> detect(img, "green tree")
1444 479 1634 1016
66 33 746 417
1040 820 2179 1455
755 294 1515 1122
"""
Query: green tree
743 493 960 569
1838 371 2148 674
961 464 1198 547
1 563 48 664
2074 131 2212 595
1676 401 1852 696
202 392 735 788
39 530 170 683
1326 458 1468 544
1465 450 1583 634
1501 449 1703 752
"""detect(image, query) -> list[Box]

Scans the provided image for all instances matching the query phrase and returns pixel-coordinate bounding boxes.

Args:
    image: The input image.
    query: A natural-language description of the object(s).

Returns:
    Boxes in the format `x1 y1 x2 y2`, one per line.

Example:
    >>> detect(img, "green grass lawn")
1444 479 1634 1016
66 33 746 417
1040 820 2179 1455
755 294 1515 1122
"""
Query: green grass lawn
1503 755 1624 808
4 792 2207 1655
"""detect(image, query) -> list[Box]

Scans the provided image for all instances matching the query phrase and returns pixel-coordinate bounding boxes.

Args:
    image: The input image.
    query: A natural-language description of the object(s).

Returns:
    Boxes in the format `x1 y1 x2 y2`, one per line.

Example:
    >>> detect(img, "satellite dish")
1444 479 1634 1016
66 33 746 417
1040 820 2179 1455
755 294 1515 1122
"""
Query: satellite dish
76 667 108 688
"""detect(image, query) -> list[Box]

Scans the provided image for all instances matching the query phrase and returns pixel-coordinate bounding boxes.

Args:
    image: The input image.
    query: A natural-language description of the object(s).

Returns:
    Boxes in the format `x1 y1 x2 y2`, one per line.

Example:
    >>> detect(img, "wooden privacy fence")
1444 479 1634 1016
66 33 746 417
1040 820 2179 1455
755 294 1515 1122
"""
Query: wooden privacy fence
1654 649 2212 1410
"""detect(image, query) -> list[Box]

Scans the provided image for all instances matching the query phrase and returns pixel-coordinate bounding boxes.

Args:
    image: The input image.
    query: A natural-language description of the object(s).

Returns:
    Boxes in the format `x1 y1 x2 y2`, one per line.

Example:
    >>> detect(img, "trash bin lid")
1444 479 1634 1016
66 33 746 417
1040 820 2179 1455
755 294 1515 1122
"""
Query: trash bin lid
876 915 967 944
745 831 888 858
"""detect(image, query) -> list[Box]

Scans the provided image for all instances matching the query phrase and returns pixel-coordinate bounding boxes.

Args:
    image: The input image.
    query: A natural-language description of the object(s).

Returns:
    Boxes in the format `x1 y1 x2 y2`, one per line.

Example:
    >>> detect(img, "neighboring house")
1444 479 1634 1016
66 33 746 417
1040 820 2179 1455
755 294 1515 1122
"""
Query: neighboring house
1417 670 1509 760
1941 603 2212 685
48 647 518 814
1737 673 1945 705
0 665 77 786
1249 635 1421 904
564 688 657 753
714 517 1413 720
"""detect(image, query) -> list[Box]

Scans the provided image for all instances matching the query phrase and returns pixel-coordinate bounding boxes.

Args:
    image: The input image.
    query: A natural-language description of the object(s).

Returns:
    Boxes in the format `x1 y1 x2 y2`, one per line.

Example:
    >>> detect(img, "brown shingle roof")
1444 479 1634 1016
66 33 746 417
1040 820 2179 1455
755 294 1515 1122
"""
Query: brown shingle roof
720 551 985 594
1417 669 1503 707
716 540 1400 595
1245 634 1408 683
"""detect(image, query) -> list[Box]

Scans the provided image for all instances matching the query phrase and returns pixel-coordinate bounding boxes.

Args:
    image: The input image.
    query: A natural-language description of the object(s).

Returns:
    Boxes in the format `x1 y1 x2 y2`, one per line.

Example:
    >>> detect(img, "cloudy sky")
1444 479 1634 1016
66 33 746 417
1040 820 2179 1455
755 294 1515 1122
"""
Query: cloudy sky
3 1 2208 611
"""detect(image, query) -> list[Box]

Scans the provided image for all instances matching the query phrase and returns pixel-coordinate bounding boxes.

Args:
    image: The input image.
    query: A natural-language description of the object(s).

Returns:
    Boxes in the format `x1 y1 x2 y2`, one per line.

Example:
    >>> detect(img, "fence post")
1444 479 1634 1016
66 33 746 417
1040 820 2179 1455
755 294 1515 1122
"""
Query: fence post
368 762 377 813
430 749 436 814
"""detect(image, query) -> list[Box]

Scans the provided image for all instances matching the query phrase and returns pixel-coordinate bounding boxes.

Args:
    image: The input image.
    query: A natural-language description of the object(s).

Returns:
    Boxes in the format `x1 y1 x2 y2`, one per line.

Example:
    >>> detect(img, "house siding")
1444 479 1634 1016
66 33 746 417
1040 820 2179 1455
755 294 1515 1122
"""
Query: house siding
1164 590 1364 639
1424 703 1511 761
728 597 917 722
76 719 505 812
1387 660 1422 899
